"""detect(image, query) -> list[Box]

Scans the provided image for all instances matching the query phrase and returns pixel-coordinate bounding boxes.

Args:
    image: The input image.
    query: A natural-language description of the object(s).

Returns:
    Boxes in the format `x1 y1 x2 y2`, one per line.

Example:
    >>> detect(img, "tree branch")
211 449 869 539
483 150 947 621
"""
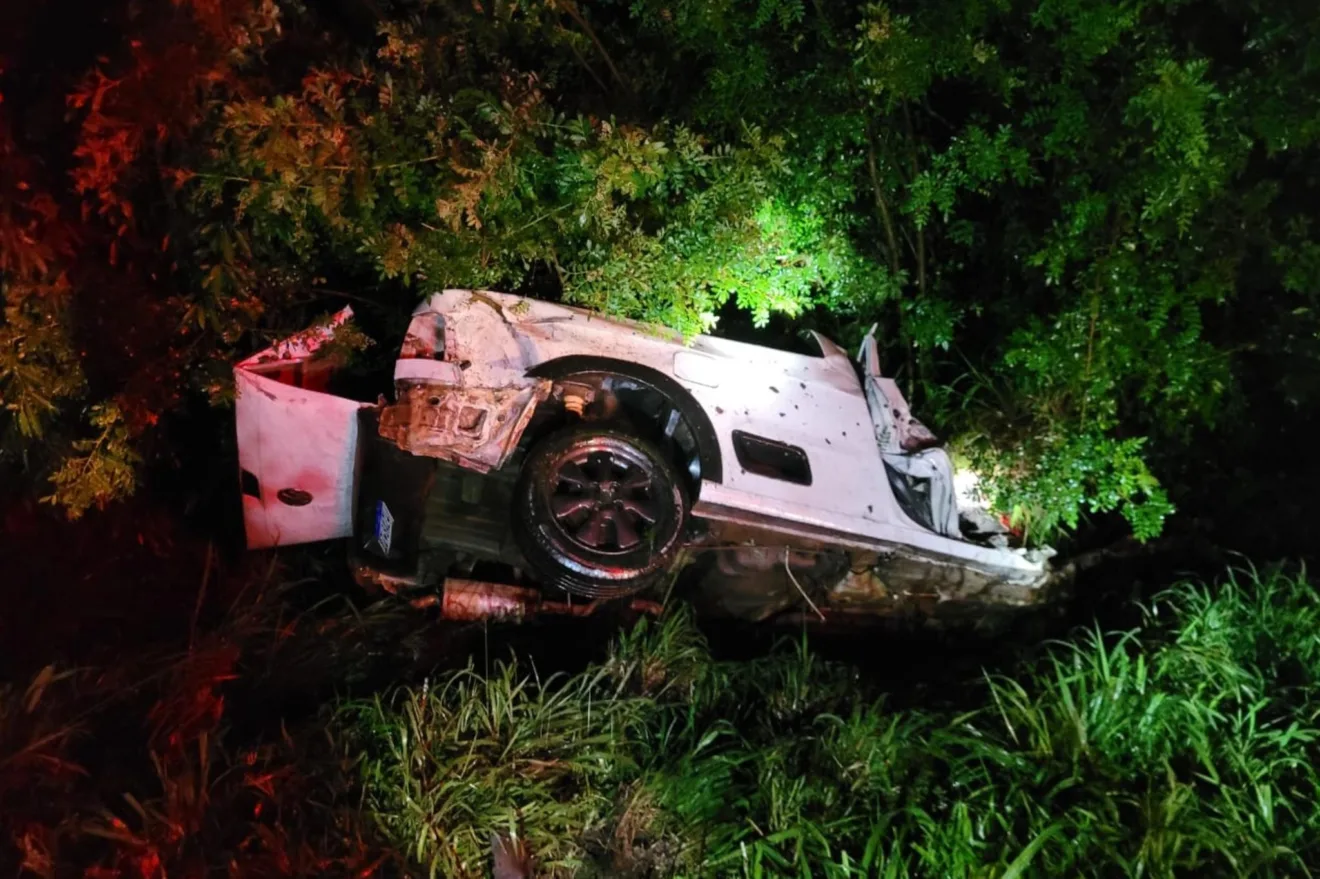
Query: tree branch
864 125 901 274
901 105 927 397
902 104 926 303
562 32 611 94
558 1 627 93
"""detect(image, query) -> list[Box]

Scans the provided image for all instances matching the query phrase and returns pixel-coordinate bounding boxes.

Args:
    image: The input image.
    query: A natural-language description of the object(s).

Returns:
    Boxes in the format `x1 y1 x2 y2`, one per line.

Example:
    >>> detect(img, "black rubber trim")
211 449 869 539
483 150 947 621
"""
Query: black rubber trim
526 355 724 484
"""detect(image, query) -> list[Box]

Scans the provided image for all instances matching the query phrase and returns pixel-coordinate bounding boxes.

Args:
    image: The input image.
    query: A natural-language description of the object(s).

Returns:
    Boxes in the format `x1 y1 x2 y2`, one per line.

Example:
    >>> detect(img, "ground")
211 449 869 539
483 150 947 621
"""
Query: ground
3 477 1317 878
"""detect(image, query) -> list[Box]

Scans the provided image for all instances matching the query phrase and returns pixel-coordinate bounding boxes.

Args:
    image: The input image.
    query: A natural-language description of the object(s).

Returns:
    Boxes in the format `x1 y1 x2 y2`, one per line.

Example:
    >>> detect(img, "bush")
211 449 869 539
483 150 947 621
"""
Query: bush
7 0 1320 541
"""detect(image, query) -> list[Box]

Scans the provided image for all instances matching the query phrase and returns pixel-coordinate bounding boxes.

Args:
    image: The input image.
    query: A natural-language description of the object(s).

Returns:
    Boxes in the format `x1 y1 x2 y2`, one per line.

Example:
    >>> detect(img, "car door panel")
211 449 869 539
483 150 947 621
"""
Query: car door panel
234 308 367 549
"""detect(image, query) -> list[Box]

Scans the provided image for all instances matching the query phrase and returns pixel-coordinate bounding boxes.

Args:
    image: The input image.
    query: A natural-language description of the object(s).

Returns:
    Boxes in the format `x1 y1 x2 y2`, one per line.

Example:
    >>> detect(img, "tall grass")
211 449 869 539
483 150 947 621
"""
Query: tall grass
347 567 1320 877
0 575 408 879
7 564 1319 877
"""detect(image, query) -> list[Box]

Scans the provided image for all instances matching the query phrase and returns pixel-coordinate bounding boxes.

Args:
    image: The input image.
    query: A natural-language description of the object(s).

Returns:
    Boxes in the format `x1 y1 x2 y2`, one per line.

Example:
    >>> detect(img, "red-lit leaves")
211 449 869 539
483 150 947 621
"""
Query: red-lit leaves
2 0 289 514
0 589 390 879
67 0 280 233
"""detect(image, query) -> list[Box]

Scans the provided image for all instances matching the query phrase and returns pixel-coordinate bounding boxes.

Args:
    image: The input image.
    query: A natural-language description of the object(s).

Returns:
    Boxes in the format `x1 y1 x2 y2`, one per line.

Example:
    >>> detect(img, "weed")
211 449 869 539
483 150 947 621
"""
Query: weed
352 567 1320 877
8 564 1320 877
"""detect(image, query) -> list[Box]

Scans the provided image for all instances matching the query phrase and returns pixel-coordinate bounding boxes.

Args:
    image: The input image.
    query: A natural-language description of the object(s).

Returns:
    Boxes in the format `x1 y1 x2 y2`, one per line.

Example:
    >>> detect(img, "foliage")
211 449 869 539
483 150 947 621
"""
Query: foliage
4 0 1320 541
0 114 84 442
40 403 142 519
193 68 855 336
184 0 1320 540
348 566 1320 878
0 0 283 513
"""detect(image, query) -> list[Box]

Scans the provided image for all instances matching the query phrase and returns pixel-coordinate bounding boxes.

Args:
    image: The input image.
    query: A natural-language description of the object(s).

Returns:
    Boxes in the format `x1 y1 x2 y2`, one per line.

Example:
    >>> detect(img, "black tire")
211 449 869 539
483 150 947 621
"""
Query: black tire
513 424 688 598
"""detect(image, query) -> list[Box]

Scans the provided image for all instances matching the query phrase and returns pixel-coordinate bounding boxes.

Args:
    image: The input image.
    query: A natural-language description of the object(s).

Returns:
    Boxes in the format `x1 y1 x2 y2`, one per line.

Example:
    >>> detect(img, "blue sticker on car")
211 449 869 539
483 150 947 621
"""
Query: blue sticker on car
374 500 394 555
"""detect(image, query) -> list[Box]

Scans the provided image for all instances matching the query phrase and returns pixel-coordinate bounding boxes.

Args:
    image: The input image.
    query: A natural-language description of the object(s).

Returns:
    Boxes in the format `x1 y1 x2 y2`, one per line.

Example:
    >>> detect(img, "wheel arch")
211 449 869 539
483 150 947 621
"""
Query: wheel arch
526 355 724 485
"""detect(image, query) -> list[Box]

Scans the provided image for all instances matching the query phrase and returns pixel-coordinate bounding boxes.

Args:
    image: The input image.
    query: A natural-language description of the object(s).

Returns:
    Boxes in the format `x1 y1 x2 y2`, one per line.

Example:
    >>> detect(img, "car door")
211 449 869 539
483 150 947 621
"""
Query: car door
234 308 367 548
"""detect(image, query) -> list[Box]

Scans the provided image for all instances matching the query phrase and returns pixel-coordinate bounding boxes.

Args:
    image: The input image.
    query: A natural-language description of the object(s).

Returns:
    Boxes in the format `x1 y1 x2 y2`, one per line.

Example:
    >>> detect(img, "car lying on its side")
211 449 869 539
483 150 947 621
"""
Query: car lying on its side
236 290 1054 628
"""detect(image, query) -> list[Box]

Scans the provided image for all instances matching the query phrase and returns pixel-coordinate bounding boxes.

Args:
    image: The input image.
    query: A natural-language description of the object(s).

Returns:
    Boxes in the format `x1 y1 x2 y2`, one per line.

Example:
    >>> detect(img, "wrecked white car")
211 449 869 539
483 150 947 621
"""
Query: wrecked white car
236 290 1053 627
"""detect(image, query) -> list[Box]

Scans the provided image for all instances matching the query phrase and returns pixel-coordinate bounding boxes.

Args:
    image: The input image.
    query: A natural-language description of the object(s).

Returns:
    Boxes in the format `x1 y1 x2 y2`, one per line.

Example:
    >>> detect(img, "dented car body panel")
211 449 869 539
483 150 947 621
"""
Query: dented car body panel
379 380 550 472
237 290 1054 625
392 291 1044 580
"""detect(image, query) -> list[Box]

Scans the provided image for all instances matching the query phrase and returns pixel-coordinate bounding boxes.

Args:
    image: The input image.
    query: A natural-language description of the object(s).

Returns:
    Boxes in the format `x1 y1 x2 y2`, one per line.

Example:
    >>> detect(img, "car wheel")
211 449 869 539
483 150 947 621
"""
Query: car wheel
513 424 688 598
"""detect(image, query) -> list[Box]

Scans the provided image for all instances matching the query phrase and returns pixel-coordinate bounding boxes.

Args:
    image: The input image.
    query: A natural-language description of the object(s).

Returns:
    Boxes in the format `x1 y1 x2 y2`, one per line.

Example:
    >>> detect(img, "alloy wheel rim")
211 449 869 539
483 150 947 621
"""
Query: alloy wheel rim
547 446 660 553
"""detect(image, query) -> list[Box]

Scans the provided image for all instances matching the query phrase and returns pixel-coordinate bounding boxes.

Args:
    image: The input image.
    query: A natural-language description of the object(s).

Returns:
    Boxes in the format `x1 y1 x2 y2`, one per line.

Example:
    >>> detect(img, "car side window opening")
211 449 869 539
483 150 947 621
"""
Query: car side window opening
732 431 812 486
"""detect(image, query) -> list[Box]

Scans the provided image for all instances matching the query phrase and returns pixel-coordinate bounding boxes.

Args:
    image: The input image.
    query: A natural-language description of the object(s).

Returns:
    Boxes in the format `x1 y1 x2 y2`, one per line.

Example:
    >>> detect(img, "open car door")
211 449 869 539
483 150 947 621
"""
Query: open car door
235 308 367 549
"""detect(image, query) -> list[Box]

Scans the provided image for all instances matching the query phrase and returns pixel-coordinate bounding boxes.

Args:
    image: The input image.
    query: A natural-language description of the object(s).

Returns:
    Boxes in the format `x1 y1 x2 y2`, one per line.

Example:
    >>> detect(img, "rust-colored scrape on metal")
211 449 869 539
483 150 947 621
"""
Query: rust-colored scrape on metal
351 561 420 596
379 379 550 473
439 579 663 622
441 580 543 621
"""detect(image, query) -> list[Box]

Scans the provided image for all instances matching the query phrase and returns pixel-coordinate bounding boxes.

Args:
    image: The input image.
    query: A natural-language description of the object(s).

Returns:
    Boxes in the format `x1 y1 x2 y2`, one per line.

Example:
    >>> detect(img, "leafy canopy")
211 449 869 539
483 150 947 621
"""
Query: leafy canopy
4 0 1320 539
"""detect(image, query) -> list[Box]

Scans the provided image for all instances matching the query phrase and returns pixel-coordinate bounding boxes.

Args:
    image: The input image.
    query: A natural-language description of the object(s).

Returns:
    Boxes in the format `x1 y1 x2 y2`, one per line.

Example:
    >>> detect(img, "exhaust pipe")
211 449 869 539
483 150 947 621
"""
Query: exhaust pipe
430 578 663 622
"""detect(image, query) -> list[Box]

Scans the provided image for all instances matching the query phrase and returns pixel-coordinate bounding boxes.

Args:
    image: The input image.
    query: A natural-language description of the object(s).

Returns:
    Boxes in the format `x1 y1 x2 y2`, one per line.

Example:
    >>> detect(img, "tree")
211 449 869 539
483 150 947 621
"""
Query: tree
4 0 1320 545
0 0 279 517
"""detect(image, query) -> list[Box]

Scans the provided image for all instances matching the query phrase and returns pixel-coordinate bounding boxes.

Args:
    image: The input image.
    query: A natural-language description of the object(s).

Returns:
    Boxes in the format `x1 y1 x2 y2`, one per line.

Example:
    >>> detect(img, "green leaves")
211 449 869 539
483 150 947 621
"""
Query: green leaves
41 403 141 520
164 0 1320 545
0 283 85 441
1126 58 1219 170
197 40 854 337
903 125 1034 230
965 427 1172 540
